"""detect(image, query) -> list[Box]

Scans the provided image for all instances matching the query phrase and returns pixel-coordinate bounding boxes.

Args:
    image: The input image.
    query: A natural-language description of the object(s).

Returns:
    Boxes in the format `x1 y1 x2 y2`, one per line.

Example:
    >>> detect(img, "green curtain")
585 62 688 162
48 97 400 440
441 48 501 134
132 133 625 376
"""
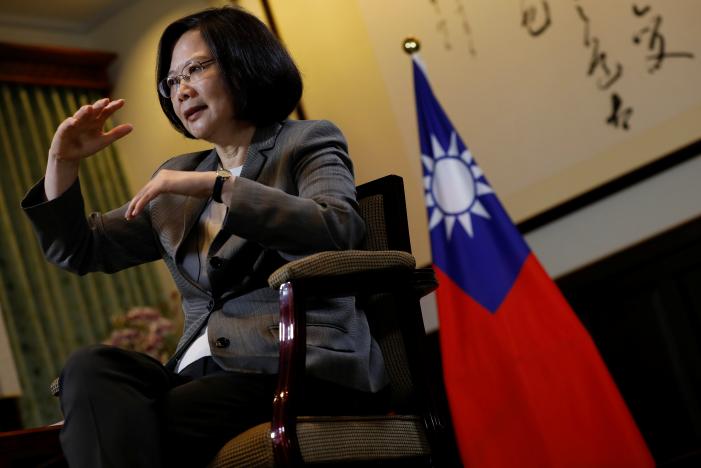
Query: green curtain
0 83 164 427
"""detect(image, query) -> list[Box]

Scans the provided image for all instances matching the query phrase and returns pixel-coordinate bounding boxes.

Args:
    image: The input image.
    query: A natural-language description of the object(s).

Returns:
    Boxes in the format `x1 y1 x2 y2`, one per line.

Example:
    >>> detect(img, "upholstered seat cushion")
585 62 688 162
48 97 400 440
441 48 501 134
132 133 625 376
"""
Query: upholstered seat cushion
209 415 430 467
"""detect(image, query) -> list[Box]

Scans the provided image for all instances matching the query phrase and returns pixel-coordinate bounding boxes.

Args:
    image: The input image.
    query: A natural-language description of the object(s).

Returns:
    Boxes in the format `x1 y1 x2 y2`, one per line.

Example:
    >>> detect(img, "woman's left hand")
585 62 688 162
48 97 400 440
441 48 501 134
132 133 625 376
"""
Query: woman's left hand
126 169 217 220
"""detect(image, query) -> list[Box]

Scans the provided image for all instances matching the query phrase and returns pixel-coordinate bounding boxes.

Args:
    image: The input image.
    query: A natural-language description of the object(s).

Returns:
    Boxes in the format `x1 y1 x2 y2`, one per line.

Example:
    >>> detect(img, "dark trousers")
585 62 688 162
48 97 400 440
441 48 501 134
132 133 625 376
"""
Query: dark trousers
58 345 387 468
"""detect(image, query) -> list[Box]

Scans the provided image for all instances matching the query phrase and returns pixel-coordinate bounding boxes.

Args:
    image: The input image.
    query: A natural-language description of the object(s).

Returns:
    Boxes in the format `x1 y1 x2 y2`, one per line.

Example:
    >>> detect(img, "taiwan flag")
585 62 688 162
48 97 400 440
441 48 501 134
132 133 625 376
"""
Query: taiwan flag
412 54 654 467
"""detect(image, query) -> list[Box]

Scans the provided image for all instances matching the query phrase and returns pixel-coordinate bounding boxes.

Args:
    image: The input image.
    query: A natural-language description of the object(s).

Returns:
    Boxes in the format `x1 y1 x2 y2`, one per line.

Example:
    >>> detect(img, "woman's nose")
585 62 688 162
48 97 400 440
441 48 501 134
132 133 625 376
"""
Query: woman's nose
176 81 196 101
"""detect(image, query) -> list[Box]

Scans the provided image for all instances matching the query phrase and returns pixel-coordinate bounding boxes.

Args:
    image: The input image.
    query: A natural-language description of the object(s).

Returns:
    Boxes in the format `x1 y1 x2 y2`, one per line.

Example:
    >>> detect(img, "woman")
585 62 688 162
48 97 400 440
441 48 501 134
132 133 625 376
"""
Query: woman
22 6 387 468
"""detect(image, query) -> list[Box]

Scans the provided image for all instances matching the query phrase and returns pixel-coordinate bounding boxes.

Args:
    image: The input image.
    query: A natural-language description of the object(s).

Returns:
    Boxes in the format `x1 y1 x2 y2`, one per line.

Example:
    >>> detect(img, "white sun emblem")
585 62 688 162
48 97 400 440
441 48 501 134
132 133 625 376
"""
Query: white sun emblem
423 131 494 239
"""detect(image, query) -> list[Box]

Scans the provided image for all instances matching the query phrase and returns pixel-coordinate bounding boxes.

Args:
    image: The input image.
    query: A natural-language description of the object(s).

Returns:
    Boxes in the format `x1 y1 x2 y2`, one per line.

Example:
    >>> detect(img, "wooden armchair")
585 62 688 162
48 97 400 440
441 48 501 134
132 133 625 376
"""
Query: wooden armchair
209 175 448 466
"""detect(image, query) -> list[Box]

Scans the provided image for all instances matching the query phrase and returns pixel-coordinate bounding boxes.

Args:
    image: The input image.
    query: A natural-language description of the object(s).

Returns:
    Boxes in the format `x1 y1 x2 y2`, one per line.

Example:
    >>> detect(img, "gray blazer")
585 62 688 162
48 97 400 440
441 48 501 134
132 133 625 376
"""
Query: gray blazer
22 119 388 392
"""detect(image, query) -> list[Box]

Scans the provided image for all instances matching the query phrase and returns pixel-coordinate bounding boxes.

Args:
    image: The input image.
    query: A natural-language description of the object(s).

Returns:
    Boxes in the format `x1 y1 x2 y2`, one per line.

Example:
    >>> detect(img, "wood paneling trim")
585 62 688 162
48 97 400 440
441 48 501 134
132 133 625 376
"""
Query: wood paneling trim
0 41 115 91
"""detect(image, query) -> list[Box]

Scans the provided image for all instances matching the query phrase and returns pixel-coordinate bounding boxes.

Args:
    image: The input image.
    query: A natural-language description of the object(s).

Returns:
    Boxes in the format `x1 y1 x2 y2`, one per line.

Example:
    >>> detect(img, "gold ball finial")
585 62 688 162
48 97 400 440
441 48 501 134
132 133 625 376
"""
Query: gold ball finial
402 37 421 55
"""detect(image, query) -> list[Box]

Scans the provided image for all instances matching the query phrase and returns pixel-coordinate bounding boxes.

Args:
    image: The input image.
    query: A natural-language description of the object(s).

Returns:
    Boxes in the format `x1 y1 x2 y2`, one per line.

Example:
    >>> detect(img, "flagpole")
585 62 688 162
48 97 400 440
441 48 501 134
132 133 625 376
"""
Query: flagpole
402 37 421 55
403 38 430 85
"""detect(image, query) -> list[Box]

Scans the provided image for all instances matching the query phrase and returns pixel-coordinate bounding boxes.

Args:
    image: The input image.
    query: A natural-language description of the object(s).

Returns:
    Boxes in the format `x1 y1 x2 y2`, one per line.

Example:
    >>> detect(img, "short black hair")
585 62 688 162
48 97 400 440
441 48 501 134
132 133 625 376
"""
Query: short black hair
156 6 303 137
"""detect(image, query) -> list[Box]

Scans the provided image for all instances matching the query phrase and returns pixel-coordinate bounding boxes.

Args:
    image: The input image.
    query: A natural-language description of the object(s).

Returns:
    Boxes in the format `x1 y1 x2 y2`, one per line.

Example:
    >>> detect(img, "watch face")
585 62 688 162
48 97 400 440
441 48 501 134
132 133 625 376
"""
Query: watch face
217 169 232 178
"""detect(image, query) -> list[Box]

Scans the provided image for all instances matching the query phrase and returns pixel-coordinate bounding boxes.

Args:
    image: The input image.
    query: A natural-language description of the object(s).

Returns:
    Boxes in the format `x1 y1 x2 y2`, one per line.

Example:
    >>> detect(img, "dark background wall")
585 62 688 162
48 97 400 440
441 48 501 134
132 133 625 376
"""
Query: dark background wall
557 214 701 467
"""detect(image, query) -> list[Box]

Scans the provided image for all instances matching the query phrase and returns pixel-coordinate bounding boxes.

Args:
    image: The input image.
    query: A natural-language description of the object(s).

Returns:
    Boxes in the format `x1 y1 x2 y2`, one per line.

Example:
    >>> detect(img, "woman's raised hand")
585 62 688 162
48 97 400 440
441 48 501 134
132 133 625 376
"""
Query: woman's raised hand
44 98 133 201
49 98 133 163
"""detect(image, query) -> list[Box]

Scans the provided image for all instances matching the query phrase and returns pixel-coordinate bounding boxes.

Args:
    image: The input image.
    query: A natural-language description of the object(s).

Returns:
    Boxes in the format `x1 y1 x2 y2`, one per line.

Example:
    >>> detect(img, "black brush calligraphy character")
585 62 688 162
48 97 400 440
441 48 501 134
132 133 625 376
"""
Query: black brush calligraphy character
455 0 477 56
634 15 695 72
632 4 651 17
575 5 591 46
521 0 552 37
588 38 623 90
607 93 633 130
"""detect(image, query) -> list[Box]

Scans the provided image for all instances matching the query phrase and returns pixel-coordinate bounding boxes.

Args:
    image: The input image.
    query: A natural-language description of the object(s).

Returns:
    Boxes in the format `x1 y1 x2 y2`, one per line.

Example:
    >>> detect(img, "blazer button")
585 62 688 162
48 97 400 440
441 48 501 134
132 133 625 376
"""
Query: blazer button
209 256 225 270
214 337 230 348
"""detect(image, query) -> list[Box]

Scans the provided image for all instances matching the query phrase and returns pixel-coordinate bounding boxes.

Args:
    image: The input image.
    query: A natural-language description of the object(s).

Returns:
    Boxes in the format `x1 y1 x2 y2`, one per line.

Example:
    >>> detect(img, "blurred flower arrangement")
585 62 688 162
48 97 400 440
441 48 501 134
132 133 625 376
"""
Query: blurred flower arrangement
103 291 182 363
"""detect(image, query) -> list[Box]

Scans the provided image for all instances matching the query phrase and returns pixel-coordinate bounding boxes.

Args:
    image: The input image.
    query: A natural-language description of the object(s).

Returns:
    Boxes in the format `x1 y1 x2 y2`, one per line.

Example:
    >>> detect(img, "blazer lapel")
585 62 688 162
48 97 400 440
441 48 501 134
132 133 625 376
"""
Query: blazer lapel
209 122 282 256
239 122 281 181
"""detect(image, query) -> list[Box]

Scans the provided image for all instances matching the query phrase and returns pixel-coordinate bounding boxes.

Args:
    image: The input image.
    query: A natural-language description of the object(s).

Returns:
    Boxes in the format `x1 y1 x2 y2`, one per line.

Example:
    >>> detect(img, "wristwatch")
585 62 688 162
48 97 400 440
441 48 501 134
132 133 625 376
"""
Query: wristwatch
212 169 232 203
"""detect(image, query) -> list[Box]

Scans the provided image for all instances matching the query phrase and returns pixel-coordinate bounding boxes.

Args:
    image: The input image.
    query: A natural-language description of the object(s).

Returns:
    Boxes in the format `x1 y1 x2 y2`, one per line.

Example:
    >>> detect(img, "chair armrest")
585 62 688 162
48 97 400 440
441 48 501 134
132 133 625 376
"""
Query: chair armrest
268 250 426 297
268 250 438 466
268 250 415 287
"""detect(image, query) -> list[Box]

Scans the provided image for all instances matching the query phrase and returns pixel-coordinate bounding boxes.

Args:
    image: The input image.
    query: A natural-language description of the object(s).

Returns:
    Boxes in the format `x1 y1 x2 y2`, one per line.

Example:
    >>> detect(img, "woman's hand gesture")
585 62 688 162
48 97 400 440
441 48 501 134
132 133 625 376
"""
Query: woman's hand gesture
45 98 133 200
49 98 133 163
126 169 219 220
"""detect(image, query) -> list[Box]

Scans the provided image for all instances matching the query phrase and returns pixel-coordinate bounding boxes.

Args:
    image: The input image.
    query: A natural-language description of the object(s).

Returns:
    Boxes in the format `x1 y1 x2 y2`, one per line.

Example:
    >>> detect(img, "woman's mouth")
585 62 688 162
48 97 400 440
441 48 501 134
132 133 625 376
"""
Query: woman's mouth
183 105 207 121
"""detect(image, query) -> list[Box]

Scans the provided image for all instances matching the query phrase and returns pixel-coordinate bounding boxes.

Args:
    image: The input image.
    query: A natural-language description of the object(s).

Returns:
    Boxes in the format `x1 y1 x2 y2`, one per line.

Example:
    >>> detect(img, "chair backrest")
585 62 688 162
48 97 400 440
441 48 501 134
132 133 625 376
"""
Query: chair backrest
356 175 424 413
357 175 412 253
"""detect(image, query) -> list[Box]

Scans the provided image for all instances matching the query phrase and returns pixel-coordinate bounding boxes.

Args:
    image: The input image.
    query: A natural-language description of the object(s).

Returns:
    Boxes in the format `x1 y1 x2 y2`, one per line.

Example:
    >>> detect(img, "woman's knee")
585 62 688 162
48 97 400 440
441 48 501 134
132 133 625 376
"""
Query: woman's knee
62 344 119 376
63 343 107 371
60 345 113 392
60 344 177 402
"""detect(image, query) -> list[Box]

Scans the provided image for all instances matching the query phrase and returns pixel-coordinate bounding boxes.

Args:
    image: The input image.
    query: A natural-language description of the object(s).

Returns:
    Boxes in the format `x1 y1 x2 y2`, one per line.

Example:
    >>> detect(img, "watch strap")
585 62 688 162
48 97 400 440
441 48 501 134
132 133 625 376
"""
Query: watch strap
212 170 231 203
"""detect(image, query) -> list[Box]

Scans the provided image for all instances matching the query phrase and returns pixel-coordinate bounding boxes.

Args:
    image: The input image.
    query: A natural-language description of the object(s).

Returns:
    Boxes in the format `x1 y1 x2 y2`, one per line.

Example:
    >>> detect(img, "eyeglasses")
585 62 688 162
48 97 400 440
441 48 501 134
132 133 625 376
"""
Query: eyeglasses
158 59 217 98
